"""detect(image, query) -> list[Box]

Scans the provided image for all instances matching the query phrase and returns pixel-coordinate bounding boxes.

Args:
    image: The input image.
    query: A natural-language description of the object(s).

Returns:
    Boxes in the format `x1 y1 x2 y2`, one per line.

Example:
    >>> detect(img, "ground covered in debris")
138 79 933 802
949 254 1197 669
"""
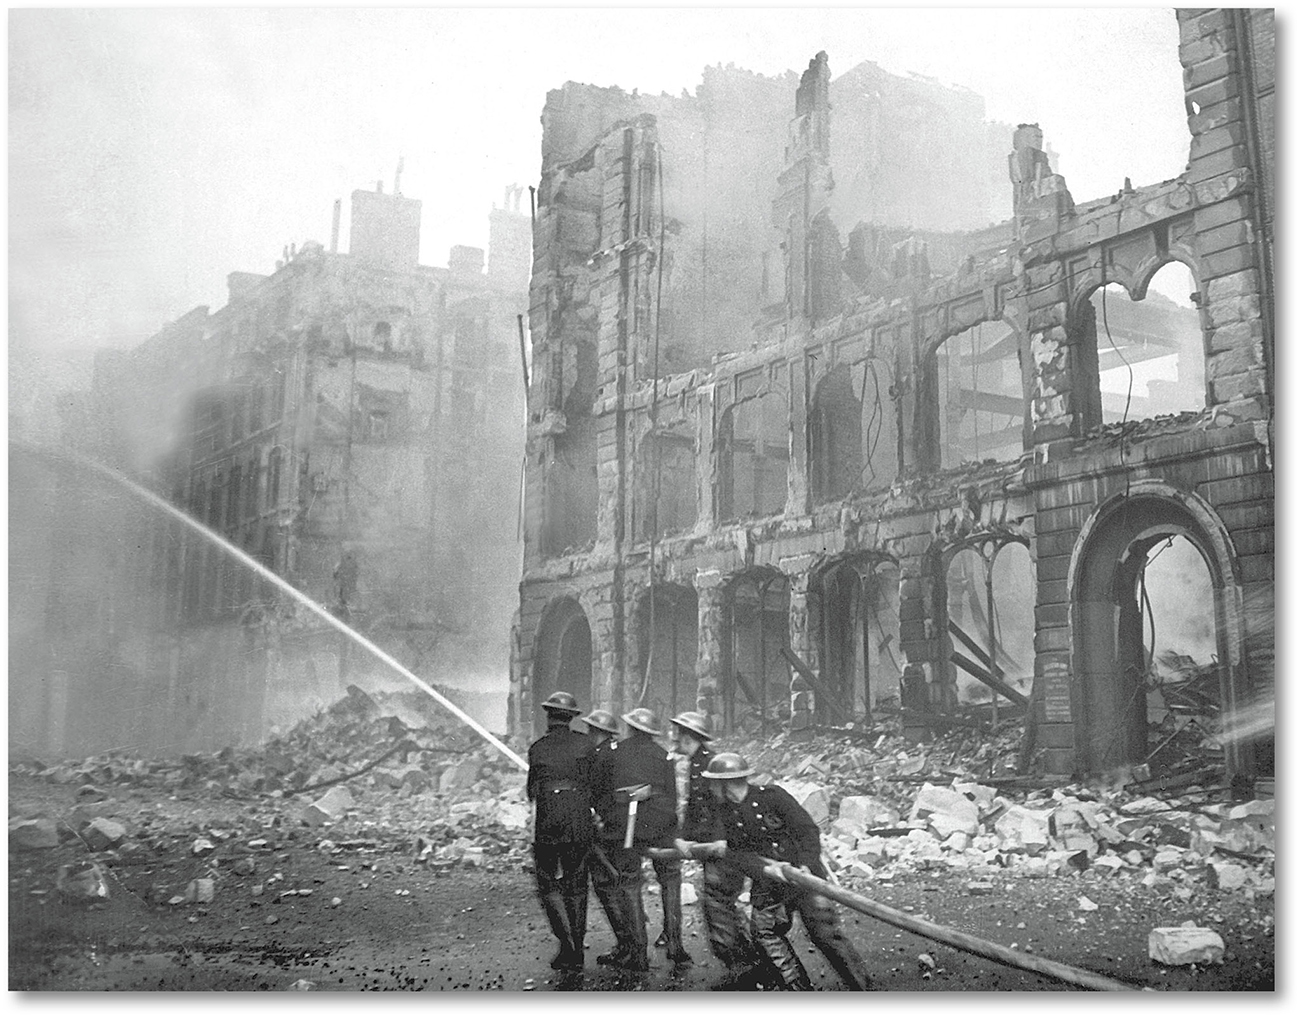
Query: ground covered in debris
8 688 1274 992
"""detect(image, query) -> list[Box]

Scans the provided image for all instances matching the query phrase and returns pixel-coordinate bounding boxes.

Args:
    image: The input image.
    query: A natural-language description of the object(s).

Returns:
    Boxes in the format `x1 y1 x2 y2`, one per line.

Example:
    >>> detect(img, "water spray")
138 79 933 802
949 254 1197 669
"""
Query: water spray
13 439 527 772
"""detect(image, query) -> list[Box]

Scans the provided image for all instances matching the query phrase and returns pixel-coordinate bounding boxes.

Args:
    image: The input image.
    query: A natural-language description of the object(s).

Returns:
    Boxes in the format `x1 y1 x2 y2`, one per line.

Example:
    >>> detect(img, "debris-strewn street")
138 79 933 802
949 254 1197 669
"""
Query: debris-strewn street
8 687 1273 991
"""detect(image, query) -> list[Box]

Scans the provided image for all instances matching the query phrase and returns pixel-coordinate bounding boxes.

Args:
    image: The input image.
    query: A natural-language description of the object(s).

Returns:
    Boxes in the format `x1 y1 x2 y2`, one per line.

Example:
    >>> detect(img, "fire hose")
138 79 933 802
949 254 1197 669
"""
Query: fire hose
645 846 1141 992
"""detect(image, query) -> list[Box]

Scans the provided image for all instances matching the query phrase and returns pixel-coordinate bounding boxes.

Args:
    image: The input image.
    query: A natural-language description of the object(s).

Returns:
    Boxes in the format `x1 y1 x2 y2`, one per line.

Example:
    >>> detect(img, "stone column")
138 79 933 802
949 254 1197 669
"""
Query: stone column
694 570 726 729
786 559 817 733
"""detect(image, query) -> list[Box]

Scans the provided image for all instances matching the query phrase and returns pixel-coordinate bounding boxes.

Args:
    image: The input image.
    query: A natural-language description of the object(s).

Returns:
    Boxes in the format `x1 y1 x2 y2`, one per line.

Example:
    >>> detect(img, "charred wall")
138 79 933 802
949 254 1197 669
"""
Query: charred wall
514 11 1274 782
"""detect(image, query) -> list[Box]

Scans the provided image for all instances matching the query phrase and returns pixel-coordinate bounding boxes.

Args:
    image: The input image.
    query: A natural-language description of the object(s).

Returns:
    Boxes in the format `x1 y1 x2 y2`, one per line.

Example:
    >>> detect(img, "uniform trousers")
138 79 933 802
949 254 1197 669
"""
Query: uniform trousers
749 879 872 990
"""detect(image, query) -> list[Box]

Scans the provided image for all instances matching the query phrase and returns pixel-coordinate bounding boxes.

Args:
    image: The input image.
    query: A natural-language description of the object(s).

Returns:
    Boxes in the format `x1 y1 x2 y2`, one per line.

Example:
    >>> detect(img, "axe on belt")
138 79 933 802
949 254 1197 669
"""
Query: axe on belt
618 784 652 849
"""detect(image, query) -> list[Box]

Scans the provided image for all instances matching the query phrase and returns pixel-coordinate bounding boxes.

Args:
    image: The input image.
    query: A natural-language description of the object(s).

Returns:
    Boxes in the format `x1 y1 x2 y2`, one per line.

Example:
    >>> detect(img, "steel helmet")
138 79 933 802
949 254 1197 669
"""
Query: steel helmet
670 710 714 742
702 752 753 780
621 707 664 737
582 709 619 735
540 691 582 716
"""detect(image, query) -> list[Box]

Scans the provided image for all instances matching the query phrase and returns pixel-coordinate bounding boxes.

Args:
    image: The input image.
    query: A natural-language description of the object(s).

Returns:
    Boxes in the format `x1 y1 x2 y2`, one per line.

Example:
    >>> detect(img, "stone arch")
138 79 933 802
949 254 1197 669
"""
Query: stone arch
1072 256 1209 424
631 582 699 722
1067 482 1251 776
720 567 790 736
937 535 1034 713
716 389 789 522
813 552 901 721
921 311 1028 470
530 596 593 736
809 365 863 504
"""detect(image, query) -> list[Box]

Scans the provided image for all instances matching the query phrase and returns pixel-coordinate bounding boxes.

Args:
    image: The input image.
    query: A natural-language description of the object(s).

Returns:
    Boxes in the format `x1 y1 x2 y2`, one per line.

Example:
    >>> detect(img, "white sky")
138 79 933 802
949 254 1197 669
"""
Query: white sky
9 6 1200 357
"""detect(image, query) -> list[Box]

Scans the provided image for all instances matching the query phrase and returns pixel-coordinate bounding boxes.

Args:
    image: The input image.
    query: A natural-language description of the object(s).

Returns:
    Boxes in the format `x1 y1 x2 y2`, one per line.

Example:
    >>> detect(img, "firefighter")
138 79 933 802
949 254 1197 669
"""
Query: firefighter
578 708 628 965
677 752 873 991
668 711 760 981
589 706 677 974
525 691 594 975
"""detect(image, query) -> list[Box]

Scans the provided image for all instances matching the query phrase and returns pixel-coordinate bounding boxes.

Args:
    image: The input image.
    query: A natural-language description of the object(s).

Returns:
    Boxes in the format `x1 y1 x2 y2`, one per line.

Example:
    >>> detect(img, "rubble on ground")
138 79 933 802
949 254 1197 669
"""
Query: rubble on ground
8 687 1272 908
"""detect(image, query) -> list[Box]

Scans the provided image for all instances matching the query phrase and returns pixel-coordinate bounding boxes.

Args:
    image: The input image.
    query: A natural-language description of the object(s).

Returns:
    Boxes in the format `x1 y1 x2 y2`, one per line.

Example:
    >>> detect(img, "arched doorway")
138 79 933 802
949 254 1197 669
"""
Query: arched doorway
815 554 901 722
632 583 699 722
721 569 790 736
531 598 593 736
1070 490 1249 776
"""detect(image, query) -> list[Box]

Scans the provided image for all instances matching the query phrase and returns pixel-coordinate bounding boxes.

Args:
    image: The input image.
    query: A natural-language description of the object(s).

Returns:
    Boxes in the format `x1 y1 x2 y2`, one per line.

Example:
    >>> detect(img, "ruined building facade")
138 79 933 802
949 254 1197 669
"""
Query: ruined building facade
10 185 530 758
511 11 1274 781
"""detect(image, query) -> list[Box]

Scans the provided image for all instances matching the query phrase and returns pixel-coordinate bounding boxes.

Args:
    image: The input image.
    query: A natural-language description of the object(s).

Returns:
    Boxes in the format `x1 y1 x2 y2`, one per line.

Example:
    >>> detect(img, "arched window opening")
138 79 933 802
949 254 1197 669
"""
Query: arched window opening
1091 262 1206 423
633 584 699 721
637 431 697 541
816 557 902 723
934 320 1024 469
944 540 1034 718
719 389 788 522
809 367 862 504
721 571 790 737
532 598 593 737
541 420 598 558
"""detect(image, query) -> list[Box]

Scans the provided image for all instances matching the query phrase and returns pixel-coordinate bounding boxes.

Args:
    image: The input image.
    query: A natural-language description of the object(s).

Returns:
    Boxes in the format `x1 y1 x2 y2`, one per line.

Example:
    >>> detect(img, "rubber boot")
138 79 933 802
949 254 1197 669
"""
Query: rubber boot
540 892 575 970
562 890 588 971
595 888 631 966
619 884 650 972
660 878 692 966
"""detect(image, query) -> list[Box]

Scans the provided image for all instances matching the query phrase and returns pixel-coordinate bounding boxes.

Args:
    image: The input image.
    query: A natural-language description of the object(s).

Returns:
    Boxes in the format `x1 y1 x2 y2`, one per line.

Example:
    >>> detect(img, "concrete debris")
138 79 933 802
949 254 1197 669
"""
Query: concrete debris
83 818 127 851
192 837 216 855
9 818 60 851
1149 926 1225 966
303 786 356 826
776 779 830 827
187 878 216 903
56 861 109 902
287 980 317 991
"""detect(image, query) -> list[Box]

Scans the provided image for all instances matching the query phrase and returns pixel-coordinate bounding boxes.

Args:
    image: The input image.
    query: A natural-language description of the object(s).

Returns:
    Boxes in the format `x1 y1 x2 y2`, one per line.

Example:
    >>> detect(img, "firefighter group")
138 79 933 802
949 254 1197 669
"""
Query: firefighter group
526 691 874 990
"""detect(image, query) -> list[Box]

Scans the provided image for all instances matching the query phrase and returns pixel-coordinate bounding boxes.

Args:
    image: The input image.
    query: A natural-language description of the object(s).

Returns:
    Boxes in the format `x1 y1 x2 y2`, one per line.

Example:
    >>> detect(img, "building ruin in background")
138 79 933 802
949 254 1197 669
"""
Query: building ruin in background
10 184 530 757
512 10 1274 781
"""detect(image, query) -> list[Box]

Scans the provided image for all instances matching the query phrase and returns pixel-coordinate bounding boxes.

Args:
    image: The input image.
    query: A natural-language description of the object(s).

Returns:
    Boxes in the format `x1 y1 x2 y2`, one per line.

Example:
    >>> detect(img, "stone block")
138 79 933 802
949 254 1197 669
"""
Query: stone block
1207 862 1249 890
837 796 899 830
777 780 830 826
186 878 216 903
1182 52 1237 90
1198 242 1257 282
9 818 59 851
83 818 127 852
302 785 355 826
1148 926 1225 966
440 758 483 794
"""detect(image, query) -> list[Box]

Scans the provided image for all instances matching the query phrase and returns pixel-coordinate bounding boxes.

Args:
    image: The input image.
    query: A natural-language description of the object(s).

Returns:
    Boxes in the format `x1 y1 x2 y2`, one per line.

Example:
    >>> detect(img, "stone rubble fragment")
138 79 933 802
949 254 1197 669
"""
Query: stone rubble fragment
9 818 59 851
1149 926 1225 966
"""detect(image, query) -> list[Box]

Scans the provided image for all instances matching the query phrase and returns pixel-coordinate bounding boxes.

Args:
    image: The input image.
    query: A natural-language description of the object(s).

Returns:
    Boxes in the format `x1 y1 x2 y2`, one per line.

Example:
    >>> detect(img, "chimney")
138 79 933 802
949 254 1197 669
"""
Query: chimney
331 199 342 253
394 156 404 197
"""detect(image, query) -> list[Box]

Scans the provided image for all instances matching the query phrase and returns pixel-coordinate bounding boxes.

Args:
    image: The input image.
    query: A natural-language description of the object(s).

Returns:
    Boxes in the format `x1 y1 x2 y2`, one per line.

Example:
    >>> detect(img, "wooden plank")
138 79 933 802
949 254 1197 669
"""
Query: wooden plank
780 646 851 720
950 652 1030 708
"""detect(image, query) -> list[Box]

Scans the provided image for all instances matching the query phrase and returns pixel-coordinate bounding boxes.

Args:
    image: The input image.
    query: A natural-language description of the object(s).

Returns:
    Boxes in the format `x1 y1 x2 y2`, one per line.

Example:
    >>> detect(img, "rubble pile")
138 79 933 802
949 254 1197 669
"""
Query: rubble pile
722 722 1272 909
10 687 1271 911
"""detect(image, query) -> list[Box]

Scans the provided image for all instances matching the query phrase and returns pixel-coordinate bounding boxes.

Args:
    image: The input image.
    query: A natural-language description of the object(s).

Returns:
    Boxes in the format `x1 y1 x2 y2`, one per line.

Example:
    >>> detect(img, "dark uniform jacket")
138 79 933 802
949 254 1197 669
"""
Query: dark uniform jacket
590 731 677 847
681 744 717 842
713 783 826 878
527 725 595 844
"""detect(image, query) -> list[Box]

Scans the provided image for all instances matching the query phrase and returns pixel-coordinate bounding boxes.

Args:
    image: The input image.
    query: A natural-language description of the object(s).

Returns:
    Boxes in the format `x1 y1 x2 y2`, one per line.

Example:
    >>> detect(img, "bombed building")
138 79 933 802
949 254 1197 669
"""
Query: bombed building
9 183 530 757
510 10 1274 783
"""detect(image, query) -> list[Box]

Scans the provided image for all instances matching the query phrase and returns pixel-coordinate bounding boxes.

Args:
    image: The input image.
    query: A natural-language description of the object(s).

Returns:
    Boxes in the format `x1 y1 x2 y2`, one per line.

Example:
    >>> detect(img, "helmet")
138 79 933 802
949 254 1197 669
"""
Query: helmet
670 710 713 742
621 707 664 737
702 752 753 780
540 691 582 716
582 709 619 735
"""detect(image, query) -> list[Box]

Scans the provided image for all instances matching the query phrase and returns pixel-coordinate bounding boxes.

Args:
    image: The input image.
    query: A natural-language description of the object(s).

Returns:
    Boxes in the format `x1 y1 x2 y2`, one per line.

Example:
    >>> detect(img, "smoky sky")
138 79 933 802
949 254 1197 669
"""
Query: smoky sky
9 6 1193 359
